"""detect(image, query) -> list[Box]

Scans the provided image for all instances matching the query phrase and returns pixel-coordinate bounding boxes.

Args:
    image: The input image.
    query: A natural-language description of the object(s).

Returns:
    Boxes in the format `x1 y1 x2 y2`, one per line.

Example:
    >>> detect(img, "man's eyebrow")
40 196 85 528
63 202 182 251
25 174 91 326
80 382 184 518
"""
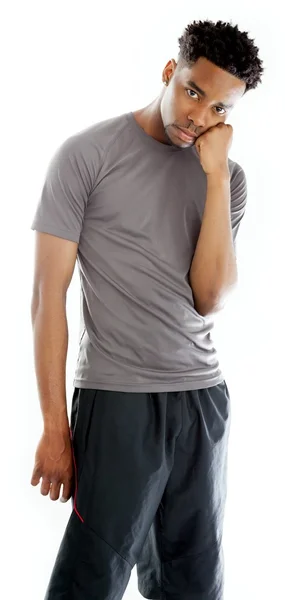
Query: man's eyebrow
217 101 234 109
186 79 206 97
186 79 233 109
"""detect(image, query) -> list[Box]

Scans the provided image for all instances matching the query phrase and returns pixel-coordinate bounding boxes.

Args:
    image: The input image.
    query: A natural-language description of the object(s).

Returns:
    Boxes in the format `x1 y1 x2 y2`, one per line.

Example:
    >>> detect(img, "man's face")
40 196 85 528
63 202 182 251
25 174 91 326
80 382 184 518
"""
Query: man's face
160 57 246 148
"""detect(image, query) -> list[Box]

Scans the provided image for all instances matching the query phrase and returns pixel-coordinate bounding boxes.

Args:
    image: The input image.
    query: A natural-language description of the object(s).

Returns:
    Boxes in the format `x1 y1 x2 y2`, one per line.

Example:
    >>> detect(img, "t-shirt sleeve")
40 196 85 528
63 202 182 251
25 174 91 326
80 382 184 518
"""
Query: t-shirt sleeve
31 135 97 243
230 164 247 251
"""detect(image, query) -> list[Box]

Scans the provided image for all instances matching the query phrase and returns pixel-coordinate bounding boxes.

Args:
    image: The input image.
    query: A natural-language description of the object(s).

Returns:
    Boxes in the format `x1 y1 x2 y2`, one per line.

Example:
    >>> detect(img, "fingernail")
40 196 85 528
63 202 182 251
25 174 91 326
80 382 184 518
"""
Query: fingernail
60 497 67 503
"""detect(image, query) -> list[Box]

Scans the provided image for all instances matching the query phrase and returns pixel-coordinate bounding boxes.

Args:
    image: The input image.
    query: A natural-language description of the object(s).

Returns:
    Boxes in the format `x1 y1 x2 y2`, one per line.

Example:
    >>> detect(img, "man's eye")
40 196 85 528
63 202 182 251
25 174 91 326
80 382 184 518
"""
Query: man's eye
216 107 226 115
187 89 198 98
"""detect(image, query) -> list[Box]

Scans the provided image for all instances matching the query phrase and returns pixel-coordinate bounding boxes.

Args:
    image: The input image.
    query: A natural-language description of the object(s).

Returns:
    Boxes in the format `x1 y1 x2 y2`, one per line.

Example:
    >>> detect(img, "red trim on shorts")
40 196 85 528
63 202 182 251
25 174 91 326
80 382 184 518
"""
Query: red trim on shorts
69 427 84 523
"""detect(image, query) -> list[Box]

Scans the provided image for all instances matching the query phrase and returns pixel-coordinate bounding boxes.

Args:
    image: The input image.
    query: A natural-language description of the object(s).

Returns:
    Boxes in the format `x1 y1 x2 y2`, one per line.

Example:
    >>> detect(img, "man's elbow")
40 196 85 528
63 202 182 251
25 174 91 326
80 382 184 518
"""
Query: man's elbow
193 282 238 317
193 293 224 317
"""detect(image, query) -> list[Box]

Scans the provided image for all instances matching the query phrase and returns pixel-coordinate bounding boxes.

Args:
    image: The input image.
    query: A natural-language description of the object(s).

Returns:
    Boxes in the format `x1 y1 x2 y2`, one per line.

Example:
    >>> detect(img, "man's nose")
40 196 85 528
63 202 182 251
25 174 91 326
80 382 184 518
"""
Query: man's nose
188 108 207 129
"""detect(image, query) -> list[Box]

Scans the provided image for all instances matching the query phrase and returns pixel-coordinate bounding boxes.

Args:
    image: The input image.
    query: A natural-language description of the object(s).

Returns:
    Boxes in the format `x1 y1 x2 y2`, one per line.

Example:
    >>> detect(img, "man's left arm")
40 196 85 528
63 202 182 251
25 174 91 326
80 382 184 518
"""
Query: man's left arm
189 162 247 317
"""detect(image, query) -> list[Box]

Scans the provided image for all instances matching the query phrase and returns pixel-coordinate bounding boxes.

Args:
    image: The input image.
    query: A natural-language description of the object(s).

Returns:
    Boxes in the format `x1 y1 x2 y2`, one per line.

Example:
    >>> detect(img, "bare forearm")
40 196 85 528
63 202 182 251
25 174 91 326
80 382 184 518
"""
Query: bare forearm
189 171 237 313
31 295 69 434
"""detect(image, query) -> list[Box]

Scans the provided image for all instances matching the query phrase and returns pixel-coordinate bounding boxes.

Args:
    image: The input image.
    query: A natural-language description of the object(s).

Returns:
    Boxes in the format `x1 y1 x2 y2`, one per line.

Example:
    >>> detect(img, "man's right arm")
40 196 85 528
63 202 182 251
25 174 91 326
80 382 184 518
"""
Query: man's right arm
30 231 78 501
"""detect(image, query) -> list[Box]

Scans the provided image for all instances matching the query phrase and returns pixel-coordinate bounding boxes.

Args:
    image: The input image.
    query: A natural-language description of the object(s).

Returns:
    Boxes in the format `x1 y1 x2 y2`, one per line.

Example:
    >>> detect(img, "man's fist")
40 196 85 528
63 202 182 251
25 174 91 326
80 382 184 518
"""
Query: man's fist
195 123 233 175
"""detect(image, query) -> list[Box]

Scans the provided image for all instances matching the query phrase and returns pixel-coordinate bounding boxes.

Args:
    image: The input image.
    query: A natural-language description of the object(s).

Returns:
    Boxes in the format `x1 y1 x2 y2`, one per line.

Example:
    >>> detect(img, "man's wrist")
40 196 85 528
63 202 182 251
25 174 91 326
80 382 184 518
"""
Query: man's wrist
43 412 70 436
206 167 230 183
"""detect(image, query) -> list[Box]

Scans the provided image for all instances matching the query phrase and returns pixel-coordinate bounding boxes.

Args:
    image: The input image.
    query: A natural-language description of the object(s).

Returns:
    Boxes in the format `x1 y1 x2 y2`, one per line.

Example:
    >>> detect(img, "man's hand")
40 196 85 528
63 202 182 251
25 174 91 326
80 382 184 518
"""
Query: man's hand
31 430 74 502
195 123 233 176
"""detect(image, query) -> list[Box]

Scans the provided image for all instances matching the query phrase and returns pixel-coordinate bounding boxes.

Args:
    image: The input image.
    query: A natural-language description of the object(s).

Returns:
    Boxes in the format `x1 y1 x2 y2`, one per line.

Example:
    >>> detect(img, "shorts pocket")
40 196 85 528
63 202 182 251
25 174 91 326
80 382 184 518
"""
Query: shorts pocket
70 388 97 484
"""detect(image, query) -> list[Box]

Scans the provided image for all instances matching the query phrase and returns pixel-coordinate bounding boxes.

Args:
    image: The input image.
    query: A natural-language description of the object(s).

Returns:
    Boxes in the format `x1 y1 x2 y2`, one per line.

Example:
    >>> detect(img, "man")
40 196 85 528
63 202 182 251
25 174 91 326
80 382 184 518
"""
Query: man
30 19 263 600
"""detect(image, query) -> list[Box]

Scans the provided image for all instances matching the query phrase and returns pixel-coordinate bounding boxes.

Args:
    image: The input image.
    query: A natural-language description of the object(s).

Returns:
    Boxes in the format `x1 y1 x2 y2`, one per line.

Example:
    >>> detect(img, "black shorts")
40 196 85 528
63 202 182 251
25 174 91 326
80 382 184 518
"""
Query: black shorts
44 382 231 600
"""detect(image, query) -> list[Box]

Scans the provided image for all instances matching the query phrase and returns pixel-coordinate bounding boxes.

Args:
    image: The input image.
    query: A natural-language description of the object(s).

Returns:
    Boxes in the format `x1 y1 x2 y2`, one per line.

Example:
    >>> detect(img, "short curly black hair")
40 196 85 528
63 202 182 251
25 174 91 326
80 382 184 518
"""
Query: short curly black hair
178 20 264 92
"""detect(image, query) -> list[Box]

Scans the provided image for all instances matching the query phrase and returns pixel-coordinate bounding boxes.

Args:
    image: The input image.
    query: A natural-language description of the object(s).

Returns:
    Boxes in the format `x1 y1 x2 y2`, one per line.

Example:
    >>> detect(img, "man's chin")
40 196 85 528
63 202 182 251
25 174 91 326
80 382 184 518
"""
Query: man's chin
171 137 196 149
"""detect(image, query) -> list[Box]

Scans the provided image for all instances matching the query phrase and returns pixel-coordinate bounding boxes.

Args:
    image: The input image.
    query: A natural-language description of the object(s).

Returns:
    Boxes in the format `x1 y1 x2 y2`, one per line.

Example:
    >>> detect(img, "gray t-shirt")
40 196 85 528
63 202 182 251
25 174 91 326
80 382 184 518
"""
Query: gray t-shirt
31 111 247 392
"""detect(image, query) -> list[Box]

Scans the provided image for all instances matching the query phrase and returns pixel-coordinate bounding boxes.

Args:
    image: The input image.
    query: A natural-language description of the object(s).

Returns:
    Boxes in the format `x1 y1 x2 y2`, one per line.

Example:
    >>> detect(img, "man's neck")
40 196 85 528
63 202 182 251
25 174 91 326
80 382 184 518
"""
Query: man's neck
132 98 170 145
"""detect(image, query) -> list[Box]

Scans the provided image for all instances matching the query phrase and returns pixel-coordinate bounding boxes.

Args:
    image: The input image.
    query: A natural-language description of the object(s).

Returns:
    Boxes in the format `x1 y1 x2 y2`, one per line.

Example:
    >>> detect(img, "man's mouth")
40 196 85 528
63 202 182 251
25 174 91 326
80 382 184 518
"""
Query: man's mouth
175 126 198 142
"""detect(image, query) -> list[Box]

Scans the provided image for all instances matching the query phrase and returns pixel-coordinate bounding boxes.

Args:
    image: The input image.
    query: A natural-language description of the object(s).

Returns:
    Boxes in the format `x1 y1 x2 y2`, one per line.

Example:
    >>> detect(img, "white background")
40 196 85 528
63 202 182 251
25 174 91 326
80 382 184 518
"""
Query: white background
1 1 284 598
